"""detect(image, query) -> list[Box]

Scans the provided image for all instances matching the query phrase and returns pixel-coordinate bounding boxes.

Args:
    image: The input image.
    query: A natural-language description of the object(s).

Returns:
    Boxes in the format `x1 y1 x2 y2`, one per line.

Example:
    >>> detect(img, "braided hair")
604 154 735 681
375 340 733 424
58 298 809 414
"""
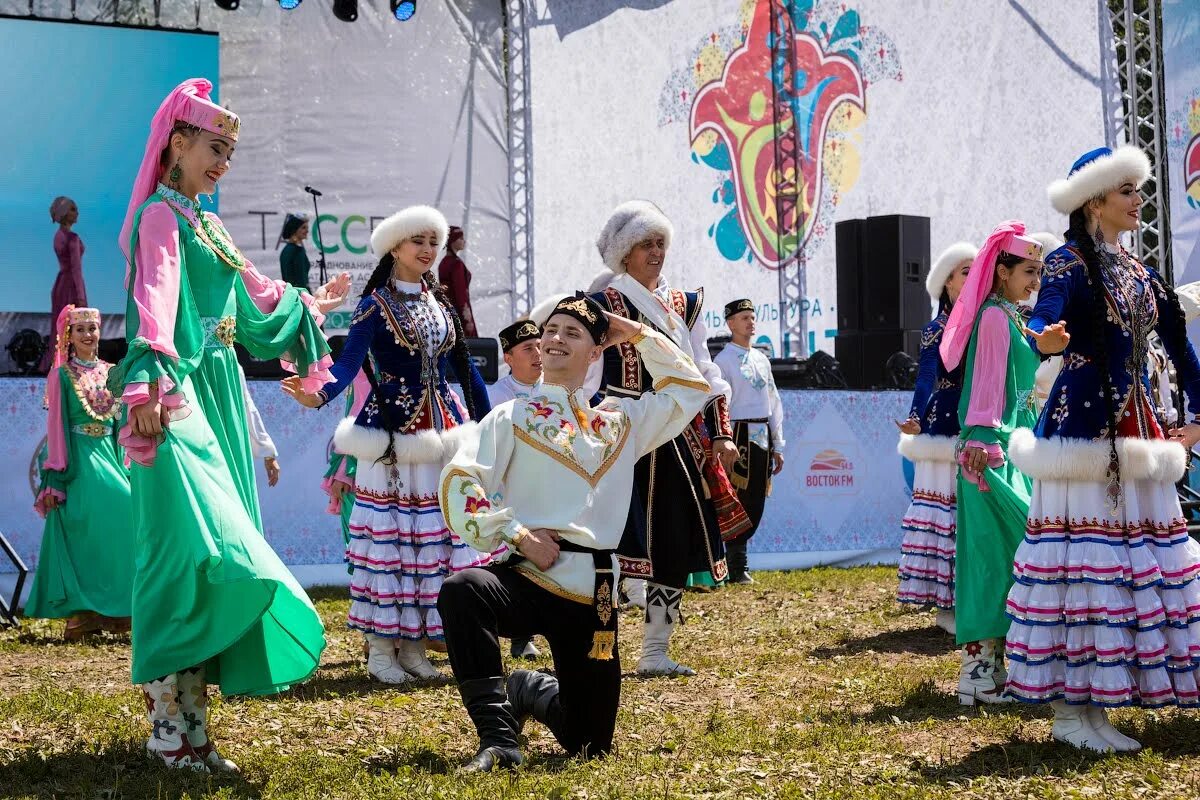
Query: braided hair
422 269 479 422
361 253 396 299
1065 208 1121 489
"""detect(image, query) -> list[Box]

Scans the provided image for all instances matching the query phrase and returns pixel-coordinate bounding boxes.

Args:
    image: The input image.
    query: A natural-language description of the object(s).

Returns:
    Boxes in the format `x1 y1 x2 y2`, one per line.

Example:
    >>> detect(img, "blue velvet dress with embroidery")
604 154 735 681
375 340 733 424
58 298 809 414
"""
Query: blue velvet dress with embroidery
908 313 964 437
320 281 499 641
896 312 964 609
1004 241 1200 708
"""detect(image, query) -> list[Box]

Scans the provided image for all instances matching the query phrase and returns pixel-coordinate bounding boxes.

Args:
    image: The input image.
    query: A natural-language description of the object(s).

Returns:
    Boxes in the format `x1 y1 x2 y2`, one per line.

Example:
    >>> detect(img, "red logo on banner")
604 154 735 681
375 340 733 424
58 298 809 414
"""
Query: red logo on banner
805 448 855 488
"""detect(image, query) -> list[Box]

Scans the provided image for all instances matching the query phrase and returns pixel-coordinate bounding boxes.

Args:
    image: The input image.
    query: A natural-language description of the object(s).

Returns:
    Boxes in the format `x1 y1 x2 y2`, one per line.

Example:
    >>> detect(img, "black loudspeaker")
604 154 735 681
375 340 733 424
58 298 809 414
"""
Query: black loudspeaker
98 338 128 364
835 219 865 332
468 338 500 384
861 215 931 331
835 329 922 390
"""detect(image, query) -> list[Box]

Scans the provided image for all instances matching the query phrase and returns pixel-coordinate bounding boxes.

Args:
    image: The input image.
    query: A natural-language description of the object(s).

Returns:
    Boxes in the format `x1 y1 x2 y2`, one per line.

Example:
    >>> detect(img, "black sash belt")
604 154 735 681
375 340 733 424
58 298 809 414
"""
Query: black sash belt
555 540 618 661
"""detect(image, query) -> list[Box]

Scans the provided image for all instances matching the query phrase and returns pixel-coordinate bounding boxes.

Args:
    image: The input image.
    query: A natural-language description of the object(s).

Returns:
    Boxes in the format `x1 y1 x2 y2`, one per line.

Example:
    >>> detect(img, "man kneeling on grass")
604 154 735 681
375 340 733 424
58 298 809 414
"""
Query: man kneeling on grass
437 293 710 771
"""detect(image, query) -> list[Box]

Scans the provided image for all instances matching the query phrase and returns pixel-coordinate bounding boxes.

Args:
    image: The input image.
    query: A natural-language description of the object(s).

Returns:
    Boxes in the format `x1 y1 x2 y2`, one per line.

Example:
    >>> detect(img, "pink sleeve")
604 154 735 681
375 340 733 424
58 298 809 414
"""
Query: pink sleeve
239 258 326 327
964 306 1011 428
349 369 371 417
130 203 182 360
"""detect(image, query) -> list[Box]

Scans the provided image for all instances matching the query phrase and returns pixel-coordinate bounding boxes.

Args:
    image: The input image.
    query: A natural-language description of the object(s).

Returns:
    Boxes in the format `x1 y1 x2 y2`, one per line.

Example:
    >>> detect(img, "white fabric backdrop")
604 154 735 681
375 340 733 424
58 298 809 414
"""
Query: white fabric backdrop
526 0 1115 355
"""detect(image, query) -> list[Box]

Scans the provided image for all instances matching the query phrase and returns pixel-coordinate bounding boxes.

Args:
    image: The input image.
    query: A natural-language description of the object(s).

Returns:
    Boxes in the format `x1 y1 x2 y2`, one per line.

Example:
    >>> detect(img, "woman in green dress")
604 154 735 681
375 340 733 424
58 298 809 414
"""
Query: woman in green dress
279 213 312 291
25 306 134 639
938 220 1062 705
113 78 350 772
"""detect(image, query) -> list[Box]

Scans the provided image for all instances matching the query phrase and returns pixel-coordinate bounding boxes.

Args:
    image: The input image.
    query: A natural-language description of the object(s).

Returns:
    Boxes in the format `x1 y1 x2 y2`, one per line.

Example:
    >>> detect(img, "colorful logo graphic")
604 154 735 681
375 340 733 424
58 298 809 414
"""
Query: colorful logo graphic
1169 94 1200 209
659 0 901 269
805 447 855 489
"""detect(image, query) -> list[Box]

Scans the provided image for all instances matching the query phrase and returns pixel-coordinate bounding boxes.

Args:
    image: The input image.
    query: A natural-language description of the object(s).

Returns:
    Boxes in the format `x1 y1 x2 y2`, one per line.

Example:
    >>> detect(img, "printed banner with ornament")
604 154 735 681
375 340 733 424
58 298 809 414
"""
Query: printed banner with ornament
526 0 1114 356
1163 0 1200 284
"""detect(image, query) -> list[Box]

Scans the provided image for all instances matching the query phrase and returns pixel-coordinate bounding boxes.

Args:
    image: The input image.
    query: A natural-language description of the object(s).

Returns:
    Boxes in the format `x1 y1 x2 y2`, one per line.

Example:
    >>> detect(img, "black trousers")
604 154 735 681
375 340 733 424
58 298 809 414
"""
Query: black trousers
731 421 771 545
438 565 621 757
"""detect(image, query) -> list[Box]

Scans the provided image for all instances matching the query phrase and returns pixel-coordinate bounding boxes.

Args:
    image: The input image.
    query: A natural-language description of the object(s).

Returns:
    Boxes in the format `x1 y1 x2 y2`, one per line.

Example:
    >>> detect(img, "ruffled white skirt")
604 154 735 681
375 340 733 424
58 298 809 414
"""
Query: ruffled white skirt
345 454 499 641
1005 477 1200 707
897 460 957 610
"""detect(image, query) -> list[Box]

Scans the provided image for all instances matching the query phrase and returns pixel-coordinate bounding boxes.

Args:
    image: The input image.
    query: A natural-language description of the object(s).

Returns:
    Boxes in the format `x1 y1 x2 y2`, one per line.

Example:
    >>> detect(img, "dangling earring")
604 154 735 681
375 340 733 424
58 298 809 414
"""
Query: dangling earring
169 160 182 188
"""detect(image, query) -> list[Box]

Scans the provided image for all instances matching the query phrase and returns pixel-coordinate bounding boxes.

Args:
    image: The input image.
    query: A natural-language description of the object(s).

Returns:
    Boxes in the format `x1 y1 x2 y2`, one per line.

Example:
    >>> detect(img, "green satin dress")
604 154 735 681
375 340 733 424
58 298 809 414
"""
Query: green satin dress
24 361 135 620
954 297 1038 645
113 188 331 694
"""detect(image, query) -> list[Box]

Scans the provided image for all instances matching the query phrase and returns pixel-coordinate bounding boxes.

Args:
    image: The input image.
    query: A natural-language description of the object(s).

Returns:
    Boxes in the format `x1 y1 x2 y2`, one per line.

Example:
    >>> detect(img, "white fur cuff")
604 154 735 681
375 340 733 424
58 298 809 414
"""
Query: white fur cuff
1008 427 1186 483
897 434 959 464
333 417 479 465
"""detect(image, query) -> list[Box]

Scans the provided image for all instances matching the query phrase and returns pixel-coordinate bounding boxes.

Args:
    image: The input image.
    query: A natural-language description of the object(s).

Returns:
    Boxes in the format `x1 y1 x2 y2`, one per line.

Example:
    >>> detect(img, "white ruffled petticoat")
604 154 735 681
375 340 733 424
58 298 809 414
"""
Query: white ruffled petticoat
897 460 957 610
1005 477 1200 707
346 454 499 641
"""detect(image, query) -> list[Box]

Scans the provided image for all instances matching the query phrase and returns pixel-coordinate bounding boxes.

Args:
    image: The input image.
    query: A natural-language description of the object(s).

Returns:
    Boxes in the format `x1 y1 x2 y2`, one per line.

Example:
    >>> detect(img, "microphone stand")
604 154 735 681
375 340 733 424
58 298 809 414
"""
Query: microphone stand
305 186 329 285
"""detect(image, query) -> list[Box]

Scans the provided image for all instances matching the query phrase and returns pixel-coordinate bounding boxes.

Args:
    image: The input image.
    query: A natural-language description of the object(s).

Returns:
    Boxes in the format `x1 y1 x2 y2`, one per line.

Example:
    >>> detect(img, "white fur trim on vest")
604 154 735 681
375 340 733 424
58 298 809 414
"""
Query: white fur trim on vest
1047 146 1151 215
897 434 958 464
333 416 480 465
595 200 674 273
370 205 450 258
1008 427 1186 483
926 242 977 301
587 268 618 294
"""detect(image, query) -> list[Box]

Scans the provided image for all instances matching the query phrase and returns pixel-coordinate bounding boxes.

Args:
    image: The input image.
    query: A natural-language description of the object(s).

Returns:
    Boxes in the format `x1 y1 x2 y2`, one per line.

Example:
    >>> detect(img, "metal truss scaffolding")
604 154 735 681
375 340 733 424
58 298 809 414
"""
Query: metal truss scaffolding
505 0 536 316
1109 0 1173 279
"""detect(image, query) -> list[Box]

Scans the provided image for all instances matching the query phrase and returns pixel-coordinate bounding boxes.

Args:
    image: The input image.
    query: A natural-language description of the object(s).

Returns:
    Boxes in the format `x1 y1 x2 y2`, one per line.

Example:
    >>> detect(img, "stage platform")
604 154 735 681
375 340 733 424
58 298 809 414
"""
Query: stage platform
0 378 911 593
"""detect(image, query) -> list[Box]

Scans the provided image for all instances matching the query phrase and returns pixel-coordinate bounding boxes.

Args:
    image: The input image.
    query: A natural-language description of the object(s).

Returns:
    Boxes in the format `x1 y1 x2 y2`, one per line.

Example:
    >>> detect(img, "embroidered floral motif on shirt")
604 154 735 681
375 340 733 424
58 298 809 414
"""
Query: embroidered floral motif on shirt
1041 249 1078 283
515 395 630 487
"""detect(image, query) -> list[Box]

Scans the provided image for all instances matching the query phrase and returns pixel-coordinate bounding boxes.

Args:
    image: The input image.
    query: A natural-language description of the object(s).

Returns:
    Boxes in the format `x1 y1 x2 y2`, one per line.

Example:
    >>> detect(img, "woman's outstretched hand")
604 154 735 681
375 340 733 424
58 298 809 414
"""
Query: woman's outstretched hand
1025 321 1070 355
281 376 323 408
314 272 352 315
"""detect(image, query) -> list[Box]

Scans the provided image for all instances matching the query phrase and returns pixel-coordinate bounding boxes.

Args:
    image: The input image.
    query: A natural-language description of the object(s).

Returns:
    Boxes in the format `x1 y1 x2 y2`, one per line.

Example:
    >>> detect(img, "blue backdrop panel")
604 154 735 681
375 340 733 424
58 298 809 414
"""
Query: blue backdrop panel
0 18 219 314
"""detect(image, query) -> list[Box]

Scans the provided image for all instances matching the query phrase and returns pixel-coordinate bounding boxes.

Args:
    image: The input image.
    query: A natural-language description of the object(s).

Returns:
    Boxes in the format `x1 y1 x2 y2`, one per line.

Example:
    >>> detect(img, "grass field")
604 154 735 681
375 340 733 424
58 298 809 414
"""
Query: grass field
2 566 1199 799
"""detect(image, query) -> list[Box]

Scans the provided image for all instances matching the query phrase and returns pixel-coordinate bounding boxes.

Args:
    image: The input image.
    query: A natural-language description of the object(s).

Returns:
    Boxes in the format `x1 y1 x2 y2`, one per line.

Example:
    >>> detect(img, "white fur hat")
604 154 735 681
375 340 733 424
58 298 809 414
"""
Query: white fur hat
1047 146 1151 215
926 242 977 301
596 200 674 273
370 205 450 258
1029 232 1064 258
1177 281 1200 323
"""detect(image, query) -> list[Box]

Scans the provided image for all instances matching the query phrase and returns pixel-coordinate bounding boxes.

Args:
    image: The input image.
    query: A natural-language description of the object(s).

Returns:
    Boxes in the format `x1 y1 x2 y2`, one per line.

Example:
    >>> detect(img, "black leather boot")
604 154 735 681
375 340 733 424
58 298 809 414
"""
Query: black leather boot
456 677 524 773
506 669 567 740
727 540 754 584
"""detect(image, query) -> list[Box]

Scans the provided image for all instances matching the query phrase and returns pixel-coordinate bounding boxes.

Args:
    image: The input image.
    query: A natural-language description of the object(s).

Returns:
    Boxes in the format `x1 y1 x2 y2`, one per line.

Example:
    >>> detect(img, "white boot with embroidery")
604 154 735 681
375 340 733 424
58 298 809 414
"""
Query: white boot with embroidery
636 584 695 677
143 674 207 771
176 666 239 772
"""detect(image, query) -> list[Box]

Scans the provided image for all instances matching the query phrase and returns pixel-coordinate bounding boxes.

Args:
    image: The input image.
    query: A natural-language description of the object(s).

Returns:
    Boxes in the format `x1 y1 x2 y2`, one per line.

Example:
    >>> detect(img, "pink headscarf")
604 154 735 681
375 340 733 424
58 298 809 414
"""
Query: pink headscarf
118 78 240 279
43 305 102 474
939 220 1044 371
